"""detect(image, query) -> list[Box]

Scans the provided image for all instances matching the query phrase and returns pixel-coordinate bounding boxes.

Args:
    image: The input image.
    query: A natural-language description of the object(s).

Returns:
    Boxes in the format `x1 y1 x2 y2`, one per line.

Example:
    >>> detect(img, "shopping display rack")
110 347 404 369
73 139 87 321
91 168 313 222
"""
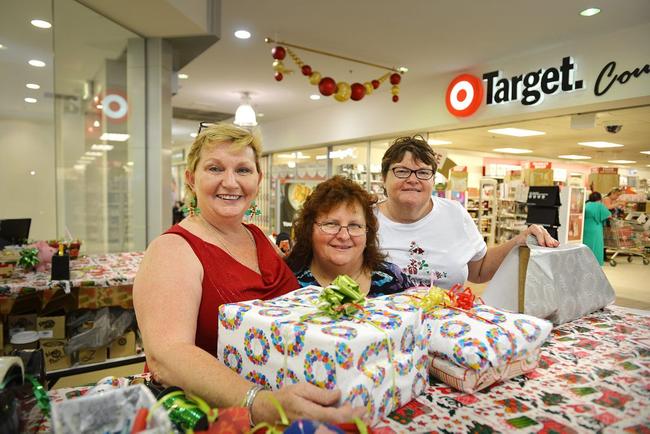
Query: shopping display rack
605 218 650 266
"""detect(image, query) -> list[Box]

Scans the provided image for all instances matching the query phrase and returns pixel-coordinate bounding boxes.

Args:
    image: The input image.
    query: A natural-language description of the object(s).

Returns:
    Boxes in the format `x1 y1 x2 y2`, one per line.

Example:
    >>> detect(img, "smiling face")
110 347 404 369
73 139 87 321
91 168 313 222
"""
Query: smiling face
311 201 367 271
186 141 262 220
384 151 435 210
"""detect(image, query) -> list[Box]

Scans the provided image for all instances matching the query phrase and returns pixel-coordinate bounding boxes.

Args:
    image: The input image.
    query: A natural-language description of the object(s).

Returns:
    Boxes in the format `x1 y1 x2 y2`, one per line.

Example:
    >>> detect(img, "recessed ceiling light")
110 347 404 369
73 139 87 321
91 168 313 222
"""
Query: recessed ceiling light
492 148 533 154
0 43 6 50
398 66 409 73
640 151 650 155
24 97 37 103
91 144 114 151
93 120 100 127
99 133 130 142
85 151 103 157
234 30 251 39
427 139 452 145
608 160 636 164
26 83 40 89
96 104 103 109
28 59 46 67
578 141 624 148
80 156 95 161
580 8 601 17
488 128 545 137
29 170 36 176
73 164 86 171
30 19 52 28
257 113 265 118
178 73 189 80
190 133 197 138
309 94 321 100
558 154 592 160
127 161 134 166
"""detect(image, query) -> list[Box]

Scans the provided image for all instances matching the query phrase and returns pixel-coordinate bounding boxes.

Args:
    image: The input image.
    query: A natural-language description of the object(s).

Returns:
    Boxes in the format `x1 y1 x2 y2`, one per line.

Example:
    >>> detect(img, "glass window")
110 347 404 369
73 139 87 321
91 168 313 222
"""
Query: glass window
331 142 369 188
370 139 392 200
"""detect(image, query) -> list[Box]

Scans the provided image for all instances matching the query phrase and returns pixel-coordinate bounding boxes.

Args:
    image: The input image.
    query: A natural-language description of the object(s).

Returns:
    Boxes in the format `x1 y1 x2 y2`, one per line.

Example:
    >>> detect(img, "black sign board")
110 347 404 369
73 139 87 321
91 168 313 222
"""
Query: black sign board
526 186 561 207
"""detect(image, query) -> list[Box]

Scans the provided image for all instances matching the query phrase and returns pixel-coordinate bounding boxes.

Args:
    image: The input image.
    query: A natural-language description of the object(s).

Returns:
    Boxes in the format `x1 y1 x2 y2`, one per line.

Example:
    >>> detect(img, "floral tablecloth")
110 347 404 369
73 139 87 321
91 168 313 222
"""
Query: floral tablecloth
0 252 143 299
23 306 650 433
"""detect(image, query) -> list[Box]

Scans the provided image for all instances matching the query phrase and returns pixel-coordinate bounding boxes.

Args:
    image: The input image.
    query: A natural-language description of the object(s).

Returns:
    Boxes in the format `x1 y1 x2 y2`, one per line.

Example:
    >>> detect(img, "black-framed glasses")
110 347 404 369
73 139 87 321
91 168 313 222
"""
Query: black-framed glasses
391 166 435 180
197 121 215 134
315 221 367 237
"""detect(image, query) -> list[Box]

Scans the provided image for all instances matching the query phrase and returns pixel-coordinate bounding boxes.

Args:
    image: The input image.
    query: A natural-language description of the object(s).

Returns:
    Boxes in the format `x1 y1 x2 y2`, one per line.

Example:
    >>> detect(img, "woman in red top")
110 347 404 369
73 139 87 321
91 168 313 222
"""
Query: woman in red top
133 124 362 426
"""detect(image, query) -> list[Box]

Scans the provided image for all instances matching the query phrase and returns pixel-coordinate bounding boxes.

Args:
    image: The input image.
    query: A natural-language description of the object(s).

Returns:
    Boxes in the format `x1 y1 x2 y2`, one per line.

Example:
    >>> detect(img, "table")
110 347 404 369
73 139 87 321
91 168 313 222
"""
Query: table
23 306 650 433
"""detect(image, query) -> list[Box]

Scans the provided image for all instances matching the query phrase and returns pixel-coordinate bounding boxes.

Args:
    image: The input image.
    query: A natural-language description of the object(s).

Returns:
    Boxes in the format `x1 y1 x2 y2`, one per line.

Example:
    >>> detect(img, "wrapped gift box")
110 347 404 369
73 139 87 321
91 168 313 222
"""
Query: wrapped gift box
217 286 429 423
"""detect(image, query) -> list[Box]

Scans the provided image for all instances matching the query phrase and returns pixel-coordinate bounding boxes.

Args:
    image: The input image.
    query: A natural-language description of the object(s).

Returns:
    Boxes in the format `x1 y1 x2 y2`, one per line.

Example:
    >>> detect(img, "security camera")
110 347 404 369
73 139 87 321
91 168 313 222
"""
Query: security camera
606 125 622 134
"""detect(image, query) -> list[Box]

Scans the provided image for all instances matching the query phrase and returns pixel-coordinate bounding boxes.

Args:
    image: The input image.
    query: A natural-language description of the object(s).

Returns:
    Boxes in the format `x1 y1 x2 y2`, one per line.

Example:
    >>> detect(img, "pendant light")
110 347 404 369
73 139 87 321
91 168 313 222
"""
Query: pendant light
234 92 257 127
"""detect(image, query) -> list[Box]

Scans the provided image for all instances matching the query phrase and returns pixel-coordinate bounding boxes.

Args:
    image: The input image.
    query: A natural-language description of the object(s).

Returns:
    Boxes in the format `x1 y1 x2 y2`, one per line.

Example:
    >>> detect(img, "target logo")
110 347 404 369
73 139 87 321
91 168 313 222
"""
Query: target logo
445 74 484 117
101 90 128 123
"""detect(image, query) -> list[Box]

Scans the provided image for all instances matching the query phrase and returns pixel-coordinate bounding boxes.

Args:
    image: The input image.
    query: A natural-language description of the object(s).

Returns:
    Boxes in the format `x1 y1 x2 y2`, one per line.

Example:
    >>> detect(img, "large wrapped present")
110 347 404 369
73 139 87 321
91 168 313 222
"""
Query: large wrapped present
482 240 615 324
217 285 429 423
386 287 552 393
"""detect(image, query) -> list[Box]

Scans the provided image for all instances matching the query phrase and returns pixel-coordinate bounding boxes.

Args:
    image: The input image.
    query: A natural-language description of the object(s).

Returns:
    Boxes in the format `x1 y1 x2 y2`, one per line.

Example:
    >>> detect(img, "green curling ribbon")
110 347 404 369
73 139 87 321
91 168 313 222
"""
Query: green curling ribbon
152 388 217 432
249 393 290 433
316 275 366 319
25 375 50 417
18 248 40 269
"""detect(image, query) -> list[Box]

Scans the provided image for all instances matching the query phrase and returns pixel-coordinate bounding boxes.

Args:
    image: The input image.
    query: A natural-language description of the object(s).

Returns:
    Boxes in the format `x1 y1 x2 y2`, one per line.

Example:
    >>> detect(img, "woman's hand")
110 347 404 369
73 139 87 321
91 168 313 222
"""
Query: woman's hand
252 383 366 425
516 224 560 247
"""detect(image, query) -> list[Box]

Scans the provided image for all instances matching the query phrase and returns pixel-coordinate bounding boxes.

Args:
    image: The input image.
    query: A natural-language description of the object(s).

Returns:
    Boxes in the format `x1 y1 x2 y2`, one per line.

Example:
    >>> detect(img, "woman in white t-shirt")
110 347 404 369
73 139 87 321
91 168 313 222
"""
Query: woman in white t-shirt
376 135 559 289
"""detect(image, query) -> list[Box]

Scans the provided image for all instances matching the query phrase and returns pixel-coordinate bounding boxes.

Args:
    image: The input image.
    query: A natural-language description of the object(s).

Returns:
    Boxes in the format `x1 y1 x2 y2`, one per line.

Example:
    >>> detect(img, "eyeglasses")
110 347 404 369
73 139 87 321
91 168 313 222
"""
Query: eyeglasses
391 166 435 180
197 121 215 135
315 221 367 237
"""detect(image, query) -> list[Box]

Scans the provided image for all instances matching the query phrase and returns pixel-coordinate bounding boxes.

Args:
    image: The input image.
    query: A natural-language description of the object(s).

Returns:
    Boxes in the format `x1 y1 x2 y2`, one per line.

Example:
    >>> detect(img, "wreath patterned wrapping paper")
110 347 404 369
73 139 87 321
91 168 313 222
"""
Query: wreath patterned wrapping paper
217 286 429 423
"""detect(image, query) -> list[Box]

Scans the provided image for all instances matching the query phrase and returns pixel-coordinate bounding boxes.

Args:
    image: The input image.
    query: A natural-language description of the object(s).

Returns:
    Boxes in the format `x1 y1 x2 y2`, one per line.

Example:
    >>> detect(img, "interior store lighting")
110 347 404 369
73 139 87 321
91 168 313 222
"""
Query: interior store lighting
492 148 533 154
608 160 636 164
73 164 86 171
24 97 37 103
427 139 452 145
29 171 36 176
558 155 592 160
257 113 264 118
580 8 601 17
398 66 409 73
234 30 251 39
93 120 100 127
80 156 95 161
578 141 623 148
0 43 6 50
277 152 310 160
30 19 52 28
190 133 197 138
85 151 103 157
178 73 189 79
26 83 40 89
28 59 46 67
488 128 545 137
234 92 257 127
640 151 650 155
91 144 113 151
310 94 321 100
99 133 130 142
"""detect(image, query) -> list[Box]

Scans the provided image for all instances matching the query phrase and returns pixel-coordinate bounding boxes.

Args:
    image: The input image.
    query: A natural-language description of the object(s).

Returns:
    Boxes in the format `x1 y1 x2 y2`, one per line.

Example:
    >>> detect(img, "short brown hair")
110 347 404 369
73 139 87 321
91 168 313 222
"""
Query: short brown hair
184 123 262 208
285 176 385 272
381 135 437 179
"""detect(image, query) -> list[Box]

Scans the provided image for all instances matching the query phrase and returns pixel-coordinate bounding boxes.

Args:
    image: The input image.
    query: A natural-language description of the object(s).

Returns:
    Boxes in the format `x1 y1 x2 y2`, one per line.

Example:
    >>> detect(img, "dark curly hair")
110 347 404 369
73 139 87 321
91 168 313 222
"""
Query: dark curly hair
381 135 437 179
285 176 386 273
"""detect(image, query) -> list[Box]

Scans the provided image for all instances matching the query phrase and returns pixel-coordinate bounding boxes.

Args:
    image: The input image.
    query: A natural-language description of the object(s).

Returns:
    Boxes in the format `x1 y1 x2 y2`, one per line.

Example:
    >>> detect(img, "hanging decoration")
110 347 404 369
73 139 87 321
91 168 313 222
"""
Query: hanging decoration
266 37 404 103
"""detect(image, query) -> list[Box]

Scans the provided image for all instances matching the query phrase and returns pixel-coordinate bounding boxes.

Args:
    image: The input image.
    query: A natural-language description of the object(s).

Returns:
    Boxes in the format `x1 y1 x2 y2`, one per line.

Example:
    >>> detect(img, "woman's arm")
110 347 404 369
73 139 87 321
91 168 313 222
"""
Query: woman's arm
467 224 559 283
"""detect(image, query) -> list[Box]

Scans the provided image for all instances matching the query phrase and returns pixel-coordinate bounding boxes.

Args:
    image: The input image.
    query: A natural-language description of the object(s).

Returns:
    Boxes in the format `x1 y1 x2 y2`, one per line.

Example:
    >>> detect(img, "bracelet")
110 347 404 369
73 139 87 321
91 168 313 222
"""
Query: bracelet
242 385 264 426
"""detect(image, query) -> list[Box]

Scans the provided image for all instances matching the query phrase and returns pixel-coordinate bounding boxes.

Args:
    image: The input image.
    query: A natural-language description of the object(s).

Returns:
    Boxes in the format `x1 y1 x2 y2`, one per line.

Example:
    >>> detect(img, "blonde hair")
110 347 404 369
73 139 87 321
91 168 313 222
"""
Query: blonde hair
184 123 262 207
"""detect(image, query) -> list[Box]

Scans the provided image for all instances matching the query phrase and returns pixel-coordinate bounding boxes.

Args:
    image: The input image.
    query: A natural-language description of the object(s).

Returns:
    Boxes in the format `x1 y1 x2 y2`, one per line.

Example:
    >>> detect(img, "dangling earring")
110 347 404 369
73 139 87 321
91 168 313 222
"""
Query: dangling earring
244 200 262 221
181 195 201 217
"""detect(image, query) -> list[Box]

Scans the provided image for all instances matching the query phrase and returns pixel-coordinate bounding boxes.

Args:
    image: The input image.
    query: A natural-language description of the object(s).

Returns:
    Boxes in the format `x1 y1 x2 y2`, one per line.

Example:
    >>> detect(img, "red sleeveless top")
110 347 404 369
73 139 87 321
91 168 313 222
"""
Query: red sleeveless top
164 224 299 357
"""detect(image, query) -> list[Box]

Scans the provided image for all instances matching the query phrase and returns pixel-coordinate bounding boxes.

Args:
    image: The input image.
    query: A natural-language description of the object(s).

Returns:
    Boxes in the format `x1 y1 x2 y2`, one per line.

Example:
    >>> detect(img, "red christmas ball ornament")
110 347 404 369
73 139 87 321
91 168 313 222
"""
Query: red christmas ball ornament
274 72 283 81
371 80 380 89
390 73 401 85
350 83 365 101
318 77 337 96
392 95 399 102
301 65 312 76
271 46 286 60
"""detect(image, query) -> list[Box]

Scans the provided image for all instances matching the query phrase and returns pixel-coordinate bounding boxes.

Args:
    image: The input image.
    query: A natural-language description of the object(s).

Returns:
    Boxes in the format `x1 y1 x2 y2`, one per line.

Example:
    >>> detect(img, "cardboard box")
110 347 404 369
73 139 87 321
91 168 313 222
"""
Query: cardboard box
109 331 136 358
37 315 66 339
41 339 71 371
8 313 37 333
77 346 107 365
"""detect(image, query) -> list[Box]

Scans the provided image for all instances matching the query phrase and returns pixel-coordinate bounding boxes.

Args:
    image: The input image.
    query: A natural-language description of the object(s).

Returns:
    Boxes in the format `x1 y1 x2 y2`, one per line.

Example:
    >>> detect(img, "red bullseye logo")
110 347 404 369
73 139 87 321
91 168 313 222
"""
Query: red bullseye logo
445 74 484 117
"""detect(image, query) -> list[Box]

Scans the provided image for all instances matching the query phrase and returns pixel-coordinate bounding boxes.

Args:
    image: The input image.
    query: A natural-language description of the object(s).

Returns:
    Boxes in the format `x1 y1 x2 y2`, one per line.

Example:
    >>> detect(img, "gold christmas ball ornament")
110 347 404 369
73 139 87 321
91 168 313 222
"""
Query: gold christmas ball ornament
309 71 322 85
364 82 374 95
391 85 400 95
334 81 351 102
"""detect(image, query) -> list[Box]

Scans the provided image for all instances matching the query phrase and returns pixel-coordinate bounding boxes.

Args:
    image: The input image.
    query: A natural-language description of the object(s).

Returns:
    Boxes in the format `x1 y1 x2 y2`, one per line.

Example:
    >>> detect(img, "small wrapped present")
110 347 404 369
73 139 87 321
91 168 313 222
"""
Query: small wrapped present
390 286 552 393
217 285 429 423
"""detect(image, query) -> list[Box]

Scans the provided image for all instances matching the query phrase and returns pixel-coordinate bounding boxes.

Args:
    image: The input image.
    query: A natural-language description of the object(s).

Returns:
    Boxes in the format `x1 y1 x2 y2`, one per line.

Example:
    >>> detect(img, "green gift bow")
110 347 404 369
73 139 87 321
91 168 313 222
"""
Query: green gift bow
317 275 366 319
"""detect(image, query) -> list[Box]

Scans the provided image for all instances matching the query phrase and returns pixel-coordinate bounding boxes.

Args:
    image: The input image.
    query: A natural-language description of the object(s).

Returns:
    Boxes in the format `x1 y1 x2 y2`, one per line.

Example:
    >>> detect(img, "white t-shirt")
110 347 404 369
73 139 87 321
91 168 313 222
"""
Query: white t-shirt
376 196 487 289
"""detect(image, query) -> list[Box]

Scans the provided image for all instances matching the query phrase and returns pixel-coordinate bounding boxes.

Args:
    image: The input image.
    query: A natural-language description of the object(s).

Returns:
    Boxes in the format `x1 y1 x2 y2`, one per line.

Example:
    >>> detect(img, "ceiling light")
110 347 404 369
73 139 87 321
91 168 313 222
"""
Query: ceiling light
488 128 546 137
558 155 592 160
257 113 264 118
608 160 636 164
234 92 257 127
29 170 36 176
578 141 624 148
127 161 134 166
316 155 327 160
427 139 452 145
640 151 650 155
91 144 114 151
580 8 601 17
24 97 37 103
93 120 100 127
86 151 103 157
234 30 251 39
287 161 296 168
190 133 197 138
178 73 189 79
0 43 6 50
80 156 95 161
398 66 408 73
26 83 40 90
310 94 321 100
96 104 103 109
99 133 130 142
492 148 533 154
28 59 46 67
73 164 86 171
30 19 52 28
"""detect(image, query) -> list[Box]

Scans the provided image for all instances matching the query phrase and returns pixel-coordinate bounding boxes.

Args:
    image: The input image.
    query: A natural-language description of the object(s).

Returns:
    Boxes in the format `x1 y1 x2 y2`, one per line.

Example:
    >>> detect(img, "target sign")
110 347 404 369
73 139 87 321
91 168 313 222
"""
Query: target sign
445 74 483 117
101 90 128 123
